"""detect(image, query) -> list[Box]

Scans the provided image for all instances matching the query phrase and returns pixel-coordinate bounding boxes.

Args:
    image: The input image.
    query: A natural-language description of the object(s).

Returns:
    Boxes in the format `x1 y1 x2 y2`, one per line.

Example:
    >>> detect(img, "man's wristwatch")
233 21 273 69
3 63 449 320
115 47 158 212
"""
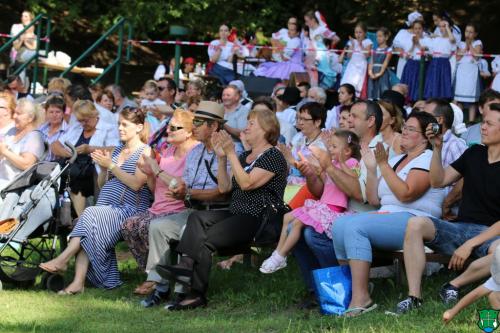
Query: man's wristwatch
184 188 191 203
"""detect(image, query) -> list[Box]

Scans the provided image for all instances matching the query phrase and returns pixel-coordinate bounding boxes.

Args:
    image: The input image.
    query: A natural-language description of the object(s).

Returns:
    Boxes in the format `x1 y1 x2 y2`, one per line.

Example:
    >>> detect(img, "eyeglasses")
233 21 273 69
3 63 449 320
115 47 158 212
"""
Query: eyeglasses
402 125 422 133
297 117 314 123
77 117 97 124
193 118 207 127
168 125 184 132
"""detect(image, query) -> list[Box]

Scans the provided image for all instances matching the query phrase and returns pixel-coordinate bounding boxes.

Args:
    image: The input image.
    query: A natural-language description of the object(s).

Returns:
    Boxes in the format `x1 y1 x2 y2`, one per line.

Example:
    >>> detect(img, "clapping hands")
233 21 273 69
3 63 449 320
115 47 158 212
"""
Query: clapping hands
211 130 235 157
90 149 112 168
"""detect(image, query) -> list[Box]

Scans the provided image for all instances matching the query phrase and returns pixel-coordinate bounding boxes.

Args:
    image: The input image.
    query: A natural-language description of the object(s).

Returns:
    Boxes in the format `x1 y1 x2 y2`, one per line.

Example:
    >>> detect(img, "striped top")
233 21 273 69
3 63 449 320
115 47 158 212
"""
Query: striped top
97 144 151 212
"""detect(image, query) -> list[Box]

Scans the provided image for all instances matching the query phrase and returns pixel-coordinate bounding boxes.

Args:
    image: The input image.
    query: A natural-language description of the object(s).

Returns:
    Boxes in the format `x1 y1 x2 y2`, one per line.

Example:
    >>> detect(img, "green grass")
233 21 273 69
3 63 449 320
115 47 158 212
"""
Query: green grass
0 248 492 333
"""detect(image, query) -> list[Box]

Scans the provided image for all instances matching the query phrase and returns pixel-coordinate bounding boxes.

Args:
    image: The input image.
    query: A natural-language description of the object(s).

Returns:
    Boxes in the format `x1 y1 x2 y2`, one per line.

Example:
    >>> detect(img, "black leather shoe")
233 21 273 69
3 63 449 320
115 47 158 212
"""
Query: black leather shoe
140 287 170 308
168 296 207 311
156 265 192 287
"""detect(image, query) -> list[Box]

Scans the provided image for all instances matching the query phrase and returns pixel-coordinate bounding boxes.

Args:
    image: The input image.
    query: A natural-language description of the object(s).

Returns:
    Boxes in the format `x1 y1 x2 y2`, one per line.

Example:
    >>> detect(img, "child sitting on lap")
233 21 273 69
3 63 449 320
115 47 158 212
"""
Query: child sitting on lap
260 130 361 274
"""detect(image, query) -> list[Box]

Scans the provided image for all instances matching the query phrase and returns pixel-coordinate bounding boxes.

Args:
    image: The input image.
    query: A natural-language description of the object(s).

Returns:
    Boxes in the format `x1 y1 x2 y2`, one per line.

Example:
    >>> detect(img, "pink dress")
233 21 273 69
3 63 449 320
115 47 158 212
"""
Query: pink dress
292 158 359 239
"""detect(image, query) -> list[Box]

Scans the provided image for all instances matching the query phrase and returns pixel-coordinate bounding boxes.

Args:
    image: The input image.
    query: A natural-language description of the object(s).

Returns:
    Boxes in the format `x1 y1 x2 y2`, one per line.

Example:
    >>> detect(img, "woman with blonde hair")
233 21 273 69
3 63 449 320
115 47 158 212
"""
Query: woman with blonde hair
0 98 44 191
51 100 119 216
0 91 16 136
122 109 198 295
40 107 152 293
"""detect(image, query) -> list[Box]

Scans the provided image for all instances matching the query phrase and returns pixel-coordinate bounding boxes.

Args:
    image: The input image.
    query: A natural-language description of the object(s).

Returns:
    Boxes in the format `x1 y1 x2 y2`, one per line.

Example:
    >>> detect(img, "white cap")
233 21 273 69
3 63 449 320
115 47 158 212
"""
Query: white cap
406 11 423 26
450 103 467 135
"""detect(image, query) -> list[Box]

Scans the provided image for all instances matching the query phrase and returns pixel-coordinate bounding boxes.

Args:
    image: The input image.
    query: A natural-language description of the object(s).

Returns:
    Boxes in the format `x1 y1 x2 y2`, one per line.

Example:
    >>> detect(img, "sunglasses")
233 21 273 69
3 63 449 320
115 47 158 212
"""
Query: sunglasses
192 118 207 127
169 125 184 132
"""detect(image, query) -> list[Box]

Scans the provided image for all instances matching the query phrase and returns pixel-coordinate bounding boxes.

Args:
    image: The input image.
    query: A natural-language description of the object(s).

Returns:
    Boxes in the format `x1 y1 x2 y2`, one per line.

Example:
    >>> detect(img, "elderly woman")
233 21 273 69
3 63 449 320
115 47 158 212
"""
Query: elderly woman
38 95 68 161
121 109 198 295
159 109 288 310
254 17 305 80
0 92 16 136
377 100 404 158
51 100 119 216
0 98 44 192
207 24 239 85
332 111 446 316
40 108 152 293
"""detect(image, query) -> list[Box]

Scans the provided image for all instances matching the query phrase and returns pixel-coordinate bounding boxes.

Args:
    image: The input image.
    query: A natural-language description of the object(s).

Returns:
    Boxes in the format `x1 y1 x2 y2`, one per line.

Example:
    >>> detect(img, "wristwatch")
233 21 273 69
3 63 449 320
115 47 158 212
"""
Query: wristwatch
184 188 191 203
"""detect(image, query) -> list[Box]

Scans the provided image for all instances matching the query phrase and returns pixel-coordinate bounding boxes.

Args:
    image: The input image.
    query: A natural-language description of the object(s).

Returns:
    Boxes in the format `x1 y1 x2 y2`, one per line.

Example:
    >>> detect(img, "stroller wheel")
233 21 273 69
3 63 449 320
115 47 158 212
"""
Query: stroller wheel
41 272 64 292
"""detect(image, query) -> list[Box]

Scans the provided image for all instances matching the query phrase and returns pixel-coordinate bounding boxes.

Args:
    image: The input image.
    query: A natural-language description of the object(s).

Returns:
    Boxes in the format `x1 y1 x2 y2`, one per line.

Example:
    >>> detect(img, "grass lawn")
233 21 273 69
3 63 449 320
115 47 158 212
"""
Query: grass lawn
0 247 491 333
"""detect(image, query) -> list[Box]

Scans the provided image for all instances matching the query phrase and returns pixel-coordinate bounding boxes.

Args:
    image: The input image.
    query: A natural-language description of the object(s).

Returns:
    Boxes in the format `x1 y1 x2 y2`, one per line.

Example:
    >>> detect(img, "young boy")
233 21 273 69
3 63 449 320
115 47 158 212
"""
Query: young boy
443 221 500 323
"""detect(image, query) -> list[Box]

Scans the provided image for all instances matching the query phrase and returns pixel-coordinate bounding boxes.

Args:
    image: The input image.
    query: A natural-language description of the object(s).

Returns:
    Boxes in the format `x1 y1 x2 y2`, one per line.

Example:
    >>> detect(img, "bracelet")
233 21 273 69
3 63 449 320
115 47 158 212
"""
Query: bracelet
155 169 164 177
109 163 116 171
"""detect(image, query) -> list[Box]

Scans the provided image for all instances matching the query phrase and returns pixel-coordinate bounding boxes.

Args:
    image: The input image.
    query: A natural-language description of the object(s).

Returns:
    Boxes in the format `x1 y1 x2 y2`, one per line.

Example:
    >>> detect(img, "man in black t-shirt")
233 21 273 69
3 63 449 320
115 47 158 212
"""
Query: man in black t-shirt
394 104 500 314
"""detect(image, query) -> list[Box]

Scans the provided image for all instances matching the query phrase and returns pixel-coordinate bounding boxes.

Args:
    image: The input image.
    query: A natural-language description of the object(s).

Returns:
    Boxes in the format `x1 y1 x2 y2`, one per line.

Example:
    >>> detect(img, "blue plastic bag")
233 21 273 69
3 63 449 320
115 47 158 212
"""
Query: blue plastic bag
312 265 352 315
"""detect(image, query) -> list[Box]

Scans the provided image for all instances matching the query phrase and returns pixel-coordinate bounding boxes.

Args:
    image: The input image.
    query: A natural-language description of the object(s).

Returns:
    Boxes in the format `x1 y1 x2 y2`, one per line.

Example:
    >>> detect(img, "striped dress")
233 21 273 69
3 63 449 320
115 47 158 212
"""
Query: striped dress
70 144 152 289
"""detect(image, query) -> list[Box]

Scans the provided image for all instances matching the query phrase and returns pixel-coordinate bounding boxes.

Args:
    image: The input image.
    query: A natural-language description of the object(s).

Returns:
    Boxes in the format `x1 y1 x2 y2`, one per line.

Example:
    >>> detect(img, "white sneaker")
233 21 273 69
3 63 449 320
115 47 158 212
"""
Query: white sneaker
259 252 287 274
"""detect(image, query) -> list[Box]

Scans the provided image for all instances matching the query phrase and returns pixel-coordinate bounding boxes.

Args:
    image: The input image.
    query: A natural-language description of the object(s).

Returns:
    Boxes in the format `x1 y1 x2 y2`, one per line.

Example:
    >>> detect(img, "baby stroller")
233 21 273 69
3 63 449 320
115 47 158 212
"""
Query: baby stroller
0 142 77 291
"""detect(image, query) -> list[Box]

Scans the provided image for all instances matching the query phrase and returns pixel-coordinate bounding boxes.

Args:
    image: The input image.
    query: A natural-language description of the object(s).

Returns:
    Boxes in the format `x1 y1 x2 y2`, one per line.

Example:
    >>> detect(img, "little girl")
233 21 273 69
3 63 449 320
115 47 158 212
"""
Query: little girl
424 20 456 99
492 56 500 93
141 80 166 133
454 23 483 122
368 27 393 99
340 22 373 97
400 20 431 102
260 130 360 274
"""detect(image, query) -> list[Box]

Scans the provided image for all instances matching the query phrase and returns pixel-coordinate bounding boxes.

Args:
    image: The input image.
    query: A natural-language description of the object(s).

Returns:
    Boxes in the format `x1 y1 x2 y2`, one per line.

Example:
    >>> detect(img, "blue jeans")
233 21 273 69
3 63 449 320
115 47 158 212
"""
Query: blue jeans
332 211 414 262
426 218 500 258
290 224 338 291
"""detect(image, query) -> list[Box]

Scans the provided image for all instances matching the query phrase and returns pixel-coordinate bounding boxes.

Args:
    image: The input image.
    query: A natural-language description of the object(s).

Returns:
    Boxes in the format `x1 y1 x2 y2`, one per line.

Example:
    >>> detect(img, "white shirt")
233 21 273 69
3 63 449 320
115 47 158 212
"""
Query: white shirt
378 150 446 217
58 118 120 173
428 37 454 58
276 106 297 127
208 40 234 70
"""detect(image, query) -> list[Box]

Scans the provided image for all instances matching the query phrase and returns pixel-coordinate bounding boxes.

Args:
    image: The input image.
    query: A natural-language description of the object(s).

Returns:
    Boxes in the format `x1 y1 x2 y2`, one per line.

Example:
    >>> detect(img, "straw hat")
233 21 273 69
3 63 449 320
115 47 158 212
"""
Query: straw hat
193 101 226 123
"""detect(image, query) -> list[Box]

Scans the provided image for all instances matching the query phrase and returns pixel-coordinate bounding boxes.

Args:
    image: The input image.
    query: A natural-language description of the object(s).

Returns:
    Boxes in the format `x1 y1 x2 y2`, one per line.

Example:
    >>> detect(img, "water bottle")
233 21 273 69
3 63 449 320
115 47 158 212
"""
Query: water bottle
60 190 72 226
195 63 202 74
201 64 206 75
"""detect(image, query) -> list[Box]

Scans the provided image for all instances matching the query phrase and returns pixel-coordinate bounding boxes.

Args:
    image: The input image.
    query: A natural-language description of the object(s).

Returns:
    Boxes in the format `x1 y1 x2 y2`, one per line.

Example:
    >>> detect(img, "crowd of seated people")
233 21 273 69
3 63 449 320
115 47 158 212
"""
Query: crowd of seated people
0 7 499 321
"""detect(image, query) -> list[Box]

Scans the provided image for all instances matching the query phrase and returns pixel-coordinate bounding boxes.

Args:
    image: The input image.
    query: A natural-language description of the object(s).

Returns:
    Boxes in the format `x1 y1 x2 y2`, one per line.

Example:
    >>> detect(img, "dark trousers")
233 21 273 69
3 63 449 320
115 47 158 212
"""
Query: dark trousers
175 210 260 295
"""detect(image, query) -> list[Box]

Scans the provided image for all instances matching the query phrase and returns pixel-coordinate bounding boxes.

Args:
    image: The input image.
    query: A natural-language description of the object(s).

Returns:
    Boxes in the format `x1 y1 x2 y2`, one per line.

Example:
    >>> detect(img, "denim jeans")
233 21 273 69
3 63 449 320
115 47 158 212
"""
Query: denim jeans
426 217 500 258
290 224 338 291
332 211 414 262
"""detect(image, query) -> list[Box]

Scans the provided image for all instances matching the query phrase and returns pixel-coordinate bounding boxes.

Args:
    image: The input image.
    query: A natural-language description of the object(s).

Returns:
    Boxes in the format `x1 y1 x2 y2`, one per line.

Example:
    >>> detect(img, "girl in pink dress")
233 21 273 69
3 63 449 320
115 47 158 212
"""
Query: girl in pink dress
260 130 361 273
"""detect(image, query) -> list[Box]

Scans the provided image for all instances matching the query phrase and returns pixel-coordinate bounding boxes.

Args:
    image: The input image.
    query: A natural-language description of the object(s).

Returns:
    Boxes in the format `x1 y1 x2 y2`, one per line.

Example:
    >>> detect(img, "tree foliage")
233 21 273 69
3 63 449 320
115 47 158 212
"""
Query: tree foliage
19 0 500 53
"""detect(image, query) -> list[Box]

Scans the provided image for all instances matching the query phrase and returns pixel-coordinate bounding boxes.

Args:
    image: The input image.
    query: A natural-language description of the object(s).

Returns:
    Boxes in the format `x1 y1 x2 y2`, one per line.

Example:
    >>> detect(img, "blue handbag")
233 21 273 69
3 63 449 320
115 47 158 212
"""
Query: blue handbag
312 265 352 315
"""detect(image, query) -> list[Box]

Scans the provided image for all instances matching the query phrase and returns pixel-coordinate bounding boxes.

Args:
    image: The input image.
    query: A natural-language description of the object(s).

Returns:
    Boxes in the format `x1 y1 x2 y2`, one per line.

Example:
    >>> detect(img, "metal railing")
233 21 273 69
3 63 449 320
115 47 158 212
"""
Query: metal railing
0 14 51 94
60 17 132 85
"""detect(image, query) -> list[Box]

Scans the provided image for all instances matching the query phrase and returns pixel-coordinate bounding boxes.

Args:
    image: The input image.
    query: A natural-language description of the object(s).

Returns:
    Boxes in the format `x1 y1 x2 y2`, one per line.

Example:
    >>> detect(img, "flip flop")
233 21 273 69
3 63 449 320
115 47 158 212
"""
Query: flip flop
343 302 378 317
39 263 66 275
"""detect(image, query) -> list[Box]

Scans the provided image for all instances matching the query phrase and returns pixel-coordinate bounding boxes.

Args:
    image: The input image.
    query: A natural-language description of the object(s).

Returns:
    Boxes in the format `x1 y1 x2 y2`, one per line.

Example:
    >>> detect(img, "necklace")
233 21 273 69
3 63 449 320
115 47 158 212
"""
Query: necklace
305 131 322 147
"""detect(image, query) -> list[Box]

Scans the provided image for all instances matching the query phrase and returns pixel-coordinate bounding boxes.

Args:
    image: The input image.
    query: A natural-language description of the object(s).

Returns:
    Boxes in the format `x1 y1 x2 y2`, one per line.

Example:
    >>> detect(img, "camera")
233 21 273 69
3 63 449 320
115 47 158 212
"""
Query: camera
431 123 442 135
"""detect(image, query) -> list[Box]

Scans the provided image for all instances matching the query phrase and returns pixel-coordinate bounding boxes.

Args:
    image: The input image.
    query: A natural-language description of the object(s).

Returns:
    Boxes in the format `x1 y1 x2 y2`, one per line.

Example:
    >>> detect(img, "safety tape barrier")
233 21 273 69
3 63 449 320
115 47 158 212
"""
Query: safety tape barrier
127 39 500 59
